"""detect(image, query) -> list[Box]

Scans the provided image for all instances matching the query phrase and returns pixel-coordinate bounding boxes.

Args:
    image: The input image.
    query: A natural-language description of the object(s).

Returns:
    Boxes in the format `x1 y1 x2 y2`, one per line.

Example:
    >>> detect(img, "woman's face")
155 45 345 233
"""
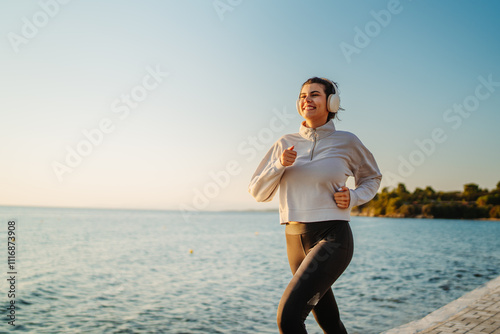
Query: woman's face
298 83 329 123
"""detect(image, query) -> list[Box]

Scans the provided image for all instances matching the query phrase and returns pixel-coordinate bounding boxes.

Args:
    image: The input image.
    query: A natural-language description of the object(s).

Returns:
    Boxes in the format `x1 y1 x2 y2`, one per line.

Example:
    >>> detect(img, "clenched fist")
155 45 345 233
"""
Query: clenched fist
334 186 351 209
280 145 297 167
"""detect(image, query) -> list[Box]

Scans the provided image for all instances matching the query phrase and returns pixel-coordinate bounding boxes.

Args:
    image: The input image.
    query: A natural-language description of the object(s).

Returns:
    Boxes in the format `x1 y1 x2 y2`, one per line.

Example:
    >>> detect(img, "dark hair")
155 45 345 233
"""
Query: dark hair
300 77 343 122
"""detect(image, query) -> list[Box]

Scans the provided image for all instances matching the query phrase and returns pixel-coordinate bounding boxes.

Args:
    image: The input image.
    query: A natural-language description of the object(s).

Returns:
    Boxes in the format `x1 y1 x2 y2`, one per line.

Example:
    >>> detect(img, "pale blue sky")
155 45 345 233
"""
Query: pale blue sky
1 0 499 211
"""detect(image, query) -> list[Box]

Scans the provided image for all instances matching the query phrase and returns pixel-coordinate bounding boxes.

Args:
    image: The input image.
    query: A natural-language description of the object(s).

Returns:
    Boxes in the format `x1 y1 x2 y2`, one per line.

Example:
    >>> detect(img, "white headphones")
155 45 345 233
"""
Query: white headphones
296 78 340 115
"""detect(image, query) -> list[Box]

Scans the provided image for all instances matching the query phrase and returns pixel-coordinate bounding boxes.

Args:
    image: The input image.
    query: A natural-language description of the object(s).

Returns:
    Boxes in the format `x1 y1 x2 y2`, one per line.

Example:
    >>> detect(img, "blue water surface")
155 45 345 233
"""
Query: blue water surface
0 207 499 333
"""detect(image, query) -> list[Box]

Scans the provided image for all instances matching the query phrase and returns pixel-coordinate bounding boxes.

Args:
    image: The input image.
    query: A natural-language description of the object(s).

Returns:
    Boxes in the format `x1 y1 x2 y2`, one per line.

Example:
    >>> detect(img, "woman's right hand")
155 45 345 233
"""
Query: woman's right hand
280 146 297 167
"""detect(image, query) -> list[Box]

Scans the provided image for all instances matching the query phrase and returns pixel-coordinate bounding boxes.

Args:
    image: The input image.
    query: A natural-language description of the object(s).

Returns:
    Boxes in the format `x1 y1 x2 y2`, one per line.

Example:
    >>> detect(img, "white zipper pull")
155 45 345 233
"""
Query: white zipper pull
310 132 317 161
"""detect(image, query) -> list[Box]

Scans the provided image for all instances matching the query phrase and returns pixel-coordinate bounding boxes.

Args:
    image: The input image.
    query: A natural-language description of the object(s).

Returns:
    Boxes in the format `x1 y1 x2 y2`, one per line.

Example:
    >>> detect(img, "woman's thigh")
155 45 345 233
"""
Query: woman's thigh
286 221 353 278
279 222 354 316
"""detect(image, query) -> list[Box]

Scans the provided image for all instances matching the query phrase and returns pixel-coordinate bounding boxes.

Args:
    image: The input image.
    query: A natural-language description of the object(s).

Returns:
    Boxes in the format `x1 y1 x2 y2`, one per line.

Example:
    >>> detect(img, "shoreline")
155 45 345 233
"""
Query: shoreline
2 205 500 220
350 212 500 221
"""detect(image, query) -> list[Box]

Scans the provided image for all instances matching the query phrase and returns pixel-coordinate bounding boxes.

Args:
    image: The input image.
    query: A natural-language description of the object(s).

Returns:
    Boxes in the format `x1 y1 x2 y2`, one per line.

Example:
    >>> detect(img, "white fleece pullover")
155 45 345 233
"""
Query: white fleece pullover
248 120 382 224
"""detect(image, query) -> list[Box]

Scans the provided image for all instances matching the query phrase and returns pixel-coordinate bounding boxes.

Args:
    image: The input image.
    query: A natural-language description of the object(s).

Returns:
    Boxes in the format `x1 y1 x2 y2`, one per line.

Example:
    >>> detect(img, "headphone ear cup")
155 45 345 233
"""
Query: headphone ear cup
327 81 340 113
327 93 340 113
296 99 301 115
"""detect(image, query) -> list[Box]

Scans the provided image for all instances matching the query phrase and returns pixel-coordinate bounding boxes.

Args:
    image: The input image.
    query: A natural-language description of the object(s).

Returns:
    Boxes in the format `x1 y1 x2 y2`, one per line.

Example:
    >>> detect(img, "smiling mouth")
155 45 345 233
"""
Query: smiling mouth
304 106 316 111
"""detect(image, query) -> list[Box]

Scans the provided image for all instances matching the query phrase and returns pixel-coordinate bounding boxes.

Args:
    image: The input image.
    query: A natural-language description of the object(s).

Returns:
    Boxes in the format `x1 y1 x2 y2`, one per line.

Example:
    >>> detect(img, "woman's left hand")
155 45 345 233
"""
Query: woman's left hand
334 186 351 209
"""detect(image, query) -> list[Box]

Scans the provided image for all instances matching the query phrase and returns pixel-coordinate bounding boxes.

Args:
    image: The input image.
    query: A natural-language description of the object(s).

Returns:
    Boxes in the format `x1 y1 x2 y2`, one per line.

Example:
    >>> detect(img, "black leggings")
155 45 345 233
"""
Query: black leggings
277 220 354 334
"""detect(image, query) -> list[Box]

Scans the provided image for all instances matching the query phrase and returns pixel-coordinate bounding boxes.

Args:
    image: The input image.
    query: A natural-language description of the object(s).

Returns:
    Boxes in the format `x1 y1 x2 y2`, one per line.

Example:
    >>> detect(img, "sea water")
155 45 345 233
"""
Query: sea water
0 206 499 333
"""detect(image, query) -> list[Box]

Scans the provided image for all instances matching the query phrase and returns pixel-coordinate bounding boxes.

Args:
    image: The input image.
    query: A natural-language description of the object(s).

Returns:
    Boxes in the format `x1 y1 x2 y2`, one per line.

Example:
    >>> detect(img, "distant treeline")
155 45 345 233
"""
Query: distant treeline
353 182 500 219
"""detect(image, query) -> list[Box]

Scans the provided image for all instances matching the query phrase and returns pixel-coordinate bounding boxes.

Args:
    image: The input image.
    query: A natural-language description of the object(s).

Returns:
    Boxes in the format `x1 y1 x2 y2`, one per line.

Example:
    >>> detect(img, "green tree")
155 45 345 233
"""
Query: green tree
386 197 403 215
464 183 480 193
425 186 436 199
397 183 409 195
477 194 500 207
412 188 426 202
463 183 484 201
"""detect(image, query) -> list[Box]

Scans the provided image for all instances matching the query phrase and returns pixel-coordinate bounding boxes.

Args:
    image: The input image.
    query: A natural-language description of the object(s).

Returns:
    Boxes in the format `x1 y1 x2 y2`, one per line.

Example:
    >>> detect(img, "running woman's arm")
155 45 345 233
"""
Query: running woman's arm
347 135 382 208
248 143 288 202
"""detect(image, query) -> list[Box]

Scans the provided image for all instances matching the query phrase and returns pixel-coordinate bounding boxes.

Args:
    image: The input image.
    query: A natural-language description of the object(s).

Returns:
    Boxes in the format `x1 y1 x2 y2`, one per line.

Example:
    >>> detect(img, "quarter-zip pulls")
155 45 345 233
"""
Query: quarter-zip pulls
310 131 318 160
297 120 336 160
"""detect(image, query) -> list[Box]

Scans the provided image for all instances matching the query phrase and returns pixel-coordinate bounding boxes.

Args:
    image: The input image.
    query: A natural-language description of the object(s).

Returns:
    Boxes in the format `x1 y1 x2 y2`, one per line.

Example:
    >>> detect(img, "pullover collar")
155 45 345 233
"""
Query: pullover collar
299 120 336 141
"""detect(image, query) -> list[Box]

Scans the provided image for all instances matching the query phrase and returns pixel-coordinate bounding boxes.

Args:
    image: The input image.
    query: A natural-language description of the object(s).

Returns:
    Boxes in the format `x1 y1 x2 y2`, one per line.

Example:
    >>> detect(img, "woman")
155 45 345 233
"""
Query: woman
248 77 382 333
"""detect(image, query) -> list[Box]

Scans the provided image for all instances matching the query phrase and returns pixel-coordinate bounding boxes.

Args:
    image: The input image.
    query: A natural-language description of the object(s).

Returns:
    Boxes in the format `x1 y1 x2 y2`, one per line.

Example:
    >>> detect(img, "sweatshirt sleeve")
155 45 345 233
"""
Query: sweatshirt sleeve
248 141 287 202
348 135 382 208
